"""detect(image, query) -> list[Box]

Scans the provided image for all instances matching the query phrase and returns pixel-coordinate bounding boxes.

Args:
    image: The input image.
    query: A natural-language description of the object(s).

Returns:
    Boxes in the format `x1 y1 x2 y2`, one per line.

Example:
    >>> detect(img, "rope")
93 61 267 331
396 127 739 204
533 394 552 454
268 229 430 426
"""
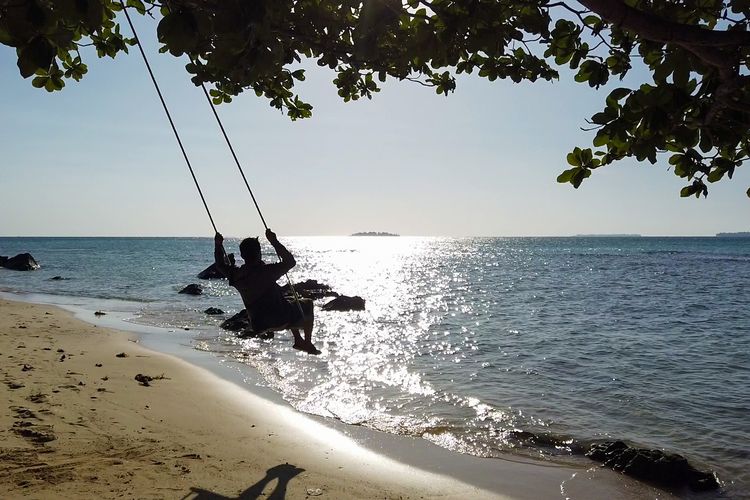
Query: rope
191 71 306 316
122 3 305 317
192 64 269 230
120 2 218 233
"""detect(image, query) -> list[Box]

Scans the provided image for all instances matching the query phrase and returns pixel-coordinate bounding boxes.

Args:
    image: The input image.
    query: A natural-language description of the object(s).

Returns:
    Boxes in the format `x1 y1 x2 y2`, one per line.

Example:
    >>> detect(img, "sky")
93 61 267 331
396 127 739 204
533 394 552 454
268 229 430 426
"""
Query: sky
1 14 749 237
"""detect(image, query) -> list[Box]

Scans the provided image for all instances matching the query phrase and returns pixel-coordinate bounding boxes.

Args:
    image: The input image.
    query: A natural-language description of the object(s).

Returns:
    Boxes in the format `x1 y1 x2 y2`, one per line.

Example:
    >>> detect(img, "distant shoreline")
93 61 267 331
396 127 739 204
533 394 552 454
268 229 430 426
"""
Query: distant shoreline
351 232 400 237
574 234 642 238
715 232 750 238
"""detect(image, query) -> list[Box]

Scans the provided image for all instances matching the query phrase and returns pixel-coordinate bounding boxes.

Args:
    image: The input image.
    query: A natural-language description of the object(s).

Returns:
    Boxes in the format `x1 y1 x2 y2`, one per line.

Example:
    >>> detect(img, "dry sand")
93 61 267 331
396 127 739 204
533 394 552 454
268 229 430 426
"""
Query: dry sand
0 298 662 499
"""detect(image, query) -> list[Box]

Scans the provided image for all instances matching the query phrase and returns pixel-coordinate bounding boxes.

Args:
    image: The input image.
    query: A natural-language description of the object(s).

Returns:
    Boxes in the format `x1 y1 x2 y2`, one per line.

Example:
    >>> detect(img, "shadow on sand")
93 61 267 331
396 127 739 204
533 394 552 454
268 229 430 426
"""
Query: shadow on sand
184 463 306 500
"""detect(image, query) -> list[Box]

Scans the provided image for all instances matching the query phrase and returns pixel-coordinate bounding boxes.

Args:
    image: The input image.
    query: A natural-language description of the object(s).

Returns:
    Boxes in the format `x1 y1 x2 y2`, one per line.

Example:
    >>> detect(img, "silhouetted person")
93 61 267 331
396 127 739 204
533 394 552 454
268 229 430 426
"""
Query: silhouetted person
214 229 320 354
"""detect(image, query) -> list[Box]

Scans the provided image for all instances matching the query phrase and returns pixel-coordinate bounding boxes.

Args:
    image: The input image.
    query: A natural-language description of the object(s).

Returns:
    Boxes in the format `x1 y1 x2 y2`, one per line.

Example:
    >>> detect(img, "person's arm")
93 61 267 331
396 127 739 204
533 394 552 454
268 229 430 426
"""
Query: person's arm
214 232 236 280
265 229 295 279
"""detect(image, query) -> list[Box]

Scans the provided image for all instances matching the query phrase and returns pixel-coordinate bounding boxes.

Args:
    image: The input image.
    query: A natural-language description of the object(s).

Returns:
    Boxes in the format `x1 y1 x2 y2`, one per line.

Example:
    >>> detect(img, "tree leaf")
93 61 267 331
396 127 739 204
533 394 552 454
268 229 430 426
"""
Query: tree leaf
126 0 146 15
593 130 609 147
157 11 198 54
31 76 48 88
557 168 575 183
17 37 56 78
566 152 581 167
707 169 725 183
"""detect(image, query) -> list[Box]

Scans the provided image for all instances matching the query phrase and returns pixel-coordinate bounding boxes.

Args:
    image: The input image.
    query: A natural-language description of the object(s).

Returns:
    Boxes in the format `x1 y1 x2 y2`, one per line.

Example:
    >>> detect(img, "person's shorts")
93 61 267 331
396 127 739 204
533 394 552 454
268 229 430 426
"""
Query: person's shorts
251 298 313 332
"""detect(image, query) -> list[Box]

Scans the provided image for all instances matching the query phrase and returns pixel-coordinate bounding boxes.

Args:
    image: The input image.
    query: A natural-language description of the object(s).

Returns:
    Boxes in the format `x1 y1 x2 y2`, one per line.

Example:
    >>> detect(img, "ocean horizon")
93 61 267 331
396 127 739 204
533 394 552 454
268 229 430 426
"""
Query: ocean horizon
1 233 748 237
2 235 748 497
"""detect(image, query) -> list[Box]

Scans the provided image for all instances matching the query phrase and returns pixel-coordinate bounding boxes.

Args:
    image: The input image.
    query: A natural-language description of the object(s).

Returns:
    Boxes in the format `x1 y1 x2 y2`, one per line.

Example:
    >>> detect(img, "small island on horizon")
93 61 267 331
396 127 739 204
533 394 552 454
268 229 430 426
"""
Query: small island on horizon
574 234 642 238
351 231 400 237
716 232 750 238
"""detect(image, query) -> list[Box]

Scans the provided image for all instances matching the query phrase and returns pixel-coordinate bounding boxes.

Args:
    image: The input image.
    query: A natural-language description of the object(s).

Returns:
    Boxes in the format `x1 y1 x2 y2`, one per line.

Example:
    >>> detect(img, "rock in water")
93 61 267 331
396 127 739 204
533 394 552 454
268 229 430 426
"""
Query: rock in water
280 279 338 300
219 310 273 338
179 284 203 295
585 441 719 491
204 307 224 315
0 253 40 271
220 310 250 331
322 295 365 311
197 253 235 279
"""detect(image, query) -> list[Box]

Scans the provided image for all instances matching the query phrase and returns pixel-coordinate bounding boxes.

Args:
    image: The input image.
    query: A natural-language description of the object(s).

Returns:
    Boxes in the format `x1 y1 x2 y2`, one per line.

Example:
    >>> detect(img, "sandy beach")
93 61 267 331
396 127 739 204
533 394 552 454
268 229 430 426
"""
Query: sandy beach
0 297 670 499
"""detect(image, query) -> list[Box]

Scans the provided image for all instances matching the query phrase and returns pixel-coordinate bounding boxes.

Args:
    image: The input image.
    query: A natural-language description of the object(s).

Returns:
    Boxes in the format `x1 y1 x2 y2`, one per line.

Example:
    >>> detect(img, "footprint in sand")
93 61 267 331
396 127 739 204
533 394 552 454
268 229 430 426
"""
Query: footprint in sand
11 406 57 444
11 407 39 420
27 393 48 404
13 422 56 444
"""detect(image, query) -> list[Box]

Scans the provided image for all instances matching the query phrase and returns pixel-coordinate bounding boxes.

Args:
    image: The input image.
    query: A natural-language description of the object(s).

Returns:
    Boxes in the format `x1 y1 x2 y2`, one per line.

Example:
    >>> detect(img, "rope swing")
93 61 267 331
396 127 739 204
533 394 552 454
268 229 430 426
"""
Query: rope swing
120 2 305 315
120 2 218 232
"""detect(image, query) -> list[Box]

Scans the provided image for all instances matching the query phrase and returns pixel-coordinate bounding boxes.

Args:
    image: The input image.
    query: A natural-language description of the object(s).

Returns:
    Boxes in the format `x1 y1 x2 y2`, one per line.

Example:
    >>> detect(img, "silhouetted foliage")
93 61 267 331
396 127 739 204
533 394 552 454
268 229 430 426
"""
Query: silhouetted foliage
2 0 750 197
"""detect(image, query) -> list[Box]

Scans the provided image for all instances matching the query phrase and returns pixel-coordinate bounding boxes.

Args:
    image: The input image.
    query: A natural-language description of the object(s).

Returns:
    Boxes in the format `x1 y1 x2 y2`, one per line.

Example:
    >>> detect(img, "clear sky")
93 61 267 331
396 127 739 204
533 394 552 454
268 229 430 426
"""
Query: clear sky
1 14 749 237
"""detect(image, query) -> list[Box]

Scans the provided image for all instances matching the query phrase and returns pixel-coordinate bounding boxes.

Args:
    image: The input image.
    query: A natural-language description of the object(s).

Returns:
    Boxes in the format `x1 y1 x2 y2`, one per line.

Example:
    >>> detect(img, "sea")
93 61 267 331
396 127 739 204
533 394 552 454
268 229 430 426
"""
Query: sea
1 236 748 497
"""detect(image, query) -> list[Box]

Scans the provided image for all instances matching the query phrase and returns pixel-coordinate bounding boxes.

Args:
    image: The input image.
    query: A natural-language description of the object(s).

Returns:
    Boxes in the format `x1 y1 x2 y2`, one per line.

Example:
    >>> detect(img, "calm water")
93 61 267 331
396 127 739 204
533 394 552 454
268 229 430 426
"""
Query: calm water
1 236 748 496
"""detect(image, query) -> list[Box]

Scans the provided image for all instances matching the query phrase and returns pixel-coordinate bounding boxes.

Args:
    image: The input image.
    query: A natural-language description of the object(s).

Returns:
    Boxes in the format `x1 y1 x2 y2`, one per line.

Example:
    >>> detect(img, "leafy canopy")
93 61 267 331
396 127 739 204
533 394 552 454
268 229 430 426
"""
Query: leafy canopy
2 0 750 198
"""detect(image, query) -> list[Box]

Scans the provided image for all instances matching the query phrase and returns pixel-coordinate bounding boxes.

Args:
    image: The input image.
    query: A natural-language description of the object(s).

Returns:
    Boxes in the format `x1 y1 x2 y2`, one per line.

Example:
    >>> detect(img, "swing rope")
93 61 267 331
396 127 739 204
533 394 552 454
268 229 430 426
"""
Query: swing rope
192 70 269 231
191 68 307 315
121 3 306 317
120 3 217 233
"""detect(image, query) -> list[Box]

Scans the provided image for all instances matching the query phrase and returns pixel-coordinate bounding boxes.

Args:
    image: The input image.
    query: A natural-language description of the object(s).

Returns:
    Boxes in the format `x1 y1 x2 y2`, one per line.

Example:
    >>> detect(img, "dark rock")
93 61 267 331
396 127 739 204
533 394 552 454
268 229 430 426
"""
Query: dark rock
0 253 40 271
322 295 365 311
49 276 65 280
94 311 106 316
220 310 250 332
219 309 274 339
508 430 583 453
587 440 627 462
689 470 721 491
197 254 235 279
510 430 536 442
280 279 338 300
204 307 225 315
586 441 719 491
179 284 203 295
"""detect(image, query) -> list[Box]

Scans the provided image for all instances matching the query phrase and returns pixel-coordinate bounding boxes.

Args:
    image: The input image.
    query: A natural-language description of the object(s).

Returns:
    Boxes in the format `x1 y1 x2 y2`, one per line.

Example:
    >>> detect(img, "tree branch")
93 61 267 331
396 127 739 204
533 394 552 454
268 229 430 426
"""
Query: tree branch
576 0 750 47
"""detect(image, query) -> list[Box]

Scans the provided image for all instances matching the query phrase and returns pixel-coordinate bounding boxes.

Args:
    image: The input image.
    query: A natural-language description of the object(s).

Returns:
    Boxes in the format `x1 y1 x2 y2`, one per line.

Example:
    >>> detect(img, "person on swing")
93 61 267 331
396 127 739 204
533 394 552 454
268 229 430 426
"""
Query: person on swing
214 229 320 355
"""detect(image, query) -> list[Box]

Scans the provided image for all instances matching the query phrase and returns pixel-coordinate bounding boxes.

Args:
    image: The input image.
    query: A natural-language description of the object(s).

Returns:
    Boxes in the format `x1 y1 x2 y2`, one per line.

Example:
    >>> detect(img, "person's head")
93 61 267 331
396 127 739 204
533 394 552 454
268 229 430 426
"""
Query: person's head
239 237 261 264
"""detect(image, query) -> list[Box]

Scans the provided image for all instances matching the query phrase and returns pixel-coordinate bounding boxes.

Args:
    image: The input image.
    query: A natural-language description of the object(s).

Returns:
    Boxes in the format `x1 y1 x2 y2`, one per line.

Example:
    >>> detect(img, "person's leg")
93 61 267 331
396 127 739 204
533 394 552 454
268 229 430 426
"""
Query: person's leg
289 300 319 354
290 328 304 346
303 300 314 345
301 301 320 354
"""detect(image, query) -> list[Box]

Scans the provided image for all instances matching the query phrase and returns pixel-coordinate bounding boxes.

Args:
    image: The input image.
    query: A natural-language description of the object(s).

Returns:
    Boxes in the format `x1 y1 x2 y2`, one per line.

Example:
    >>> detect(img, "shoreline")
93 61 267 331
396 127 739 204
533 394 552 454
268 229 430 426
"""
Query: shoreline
0 293 672 498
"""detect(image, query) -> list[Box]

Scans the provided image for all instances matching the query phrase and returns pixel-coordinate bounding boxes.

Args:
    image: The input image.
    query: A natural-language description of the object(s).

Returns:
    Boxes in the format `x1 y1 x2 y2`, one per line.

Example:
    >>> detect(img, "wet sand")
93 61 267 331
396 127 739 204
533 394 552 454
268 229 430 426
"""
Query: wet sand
0 298 665 499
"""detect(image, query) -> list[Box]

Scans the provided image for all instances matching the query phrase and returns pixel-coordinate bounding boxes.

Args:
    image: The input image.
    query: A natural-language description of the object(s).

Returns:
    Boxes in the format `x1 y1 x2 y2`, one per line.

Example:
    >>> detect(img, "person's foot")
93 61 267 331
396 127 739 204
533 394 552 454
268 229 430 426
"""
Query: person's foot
293 341 321 355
